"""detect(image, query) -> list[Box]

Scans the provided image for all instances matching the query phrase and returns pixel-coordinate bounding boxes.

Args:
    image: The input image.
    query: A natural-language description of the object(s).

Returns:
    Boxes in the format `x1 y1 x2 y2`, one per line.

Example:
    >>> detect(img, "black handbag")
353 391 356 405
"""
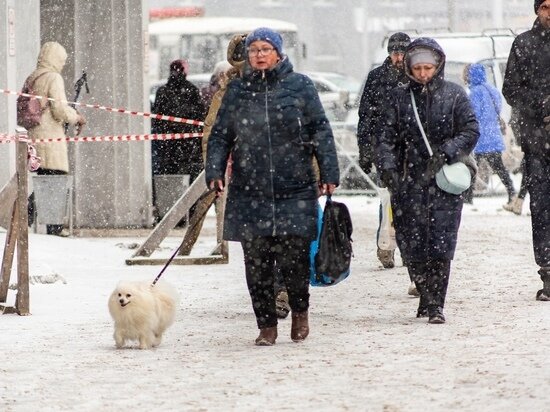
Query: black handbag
314 196 353 281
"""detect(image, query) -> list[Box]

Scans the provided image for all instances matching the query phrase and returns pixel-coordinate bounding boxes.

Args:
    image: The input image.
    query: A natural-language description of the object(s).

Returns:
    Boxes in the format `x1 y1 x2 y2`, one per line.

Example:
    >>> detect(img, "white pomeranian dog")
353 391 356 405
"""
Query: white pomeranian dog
108 280 178 349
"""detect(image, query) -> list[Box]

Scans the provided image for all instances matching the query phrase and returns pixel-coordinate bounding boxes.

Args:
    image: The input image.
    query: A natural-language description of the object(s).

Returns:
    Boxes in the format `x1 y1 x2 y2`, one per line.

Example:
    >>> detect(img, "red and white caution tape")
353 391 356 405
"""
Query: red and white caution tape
0 132 202 144
0 88 204 126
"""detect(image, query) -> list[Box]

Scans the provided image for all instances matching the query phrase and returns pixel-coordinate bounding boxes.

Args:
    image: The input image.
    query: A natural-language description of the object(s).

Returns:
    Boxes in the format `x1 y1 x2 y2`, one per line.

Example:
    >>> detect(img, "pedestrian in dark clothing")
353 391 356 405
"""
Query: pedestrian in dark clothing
357 32 411 273
376 38 479 324
464 63 516 207
502 0 550 301
205 27 340 346
151 59 205 181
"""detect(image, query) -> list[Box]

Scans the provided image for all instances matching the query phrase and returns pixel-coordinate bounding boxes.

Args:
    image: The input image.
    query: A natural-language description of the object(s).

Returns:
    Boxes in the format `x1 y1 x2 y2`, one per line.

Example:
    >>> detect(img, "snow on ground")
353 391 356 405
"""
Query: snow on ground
1 194 549 412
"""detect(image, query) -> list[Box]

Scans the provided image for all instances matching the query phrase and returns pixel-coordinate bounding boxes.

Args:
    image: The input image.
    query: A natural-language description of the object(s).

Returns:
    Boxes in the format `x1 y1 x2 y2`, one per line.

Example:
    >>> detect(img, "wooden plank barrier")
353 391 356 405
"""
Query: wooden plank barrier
0 128 30 315
126 170 228 266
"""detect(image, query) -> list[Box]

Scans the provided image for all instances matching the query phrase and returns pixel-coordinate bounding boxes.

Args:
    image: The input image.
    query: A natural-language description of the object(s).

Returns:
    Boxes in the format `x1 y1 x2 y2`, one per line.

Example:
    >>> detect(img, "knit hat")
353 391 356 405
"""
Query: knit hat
245 27 283 56
408 47 440 66
387 32 411 53
535 0 545 13
169 59 189 75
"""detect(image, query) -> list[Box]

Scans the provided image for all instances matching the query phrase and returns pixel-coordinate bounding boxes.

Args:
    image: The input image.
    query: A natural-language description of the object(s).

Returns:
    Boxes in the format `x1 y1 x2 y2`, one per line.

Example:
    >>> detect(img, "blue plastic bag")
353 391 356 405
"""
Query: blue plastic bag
310 200 351 287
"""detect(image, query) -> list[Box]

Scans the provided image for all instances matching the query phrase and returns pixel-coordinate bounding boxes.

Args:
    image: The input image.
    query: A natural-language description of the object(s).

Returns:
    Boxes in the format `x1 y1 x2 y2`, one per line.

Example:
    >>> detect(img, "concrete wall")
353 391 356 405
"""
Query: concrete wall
0 0 40 185
40 0 151 228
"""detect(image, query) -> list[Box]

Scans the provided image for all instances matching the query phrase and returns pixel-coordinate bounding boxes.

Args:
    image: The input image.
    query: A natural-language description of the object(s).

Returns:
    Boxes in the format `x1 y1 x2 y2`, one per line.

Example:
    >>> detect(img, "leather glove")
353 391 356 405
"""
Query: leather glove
423 151 447 183
544 115 550 132
359 156 373 174
358 147 373 174
380 169 400 194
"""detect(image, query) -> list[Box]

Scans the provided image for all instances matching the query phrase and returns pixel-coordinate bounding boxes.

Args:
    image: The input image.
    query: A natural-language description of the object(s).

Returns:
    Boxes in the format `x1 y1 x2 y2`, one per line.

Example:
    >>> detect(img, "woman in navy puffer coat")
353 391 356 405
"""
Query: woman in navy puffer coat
465 63 516 205
376 37 479 324
206 28 339 346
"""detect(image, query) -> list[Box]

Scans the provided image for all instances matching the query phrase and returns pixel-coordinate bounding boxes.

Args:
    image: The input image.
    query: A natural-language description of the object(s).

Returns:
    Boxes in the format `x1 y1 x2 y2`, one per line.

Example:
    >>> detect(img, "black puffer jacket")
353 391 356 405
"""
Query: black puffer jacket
376 38 479 262
356 56 409 170
502 18 550 155
151 74 206 177
205 57 340 241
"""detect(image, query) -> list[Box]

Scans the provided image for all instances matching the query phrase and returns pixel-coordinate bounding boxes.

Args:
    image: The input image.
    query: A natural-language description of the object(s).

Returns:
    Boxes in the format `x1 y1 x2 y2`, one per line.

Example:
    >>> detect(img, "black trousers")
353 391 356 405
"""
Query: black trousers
476 152 516 201
525 152 550 268
241 235 310 329
408 260 451 310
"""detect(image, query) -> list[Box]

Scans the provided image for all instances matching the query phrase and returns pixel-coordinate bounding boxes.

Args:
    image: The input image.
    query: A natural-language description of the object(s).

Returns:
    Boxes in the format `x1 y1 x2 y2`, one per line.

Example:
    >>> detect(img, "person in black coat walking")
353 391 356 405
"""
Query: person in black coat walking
151 59 206 221
205 27 340 346
357 32 410 272
376 37 479 324
502 0 550 301
151 59 205 179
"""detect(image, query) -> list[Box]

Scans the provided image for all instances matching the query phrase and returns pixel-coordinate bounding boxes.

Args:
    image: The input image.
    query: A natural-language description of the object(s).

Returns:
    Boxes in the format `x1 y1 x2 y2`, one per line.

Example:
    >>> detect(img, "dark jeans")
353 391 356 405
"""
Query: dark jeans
408 260 451 310
241 235 310 329
525 153 550 267
476 152 516 201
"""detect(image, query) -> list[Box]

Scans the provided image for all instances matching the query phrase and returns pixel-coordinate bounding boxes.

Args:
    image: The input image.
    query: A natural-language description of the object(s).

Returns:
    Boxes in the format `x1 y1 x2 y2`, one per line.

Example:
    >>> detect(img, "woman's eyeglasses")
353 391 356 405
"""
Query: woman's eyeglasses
248 47 275 57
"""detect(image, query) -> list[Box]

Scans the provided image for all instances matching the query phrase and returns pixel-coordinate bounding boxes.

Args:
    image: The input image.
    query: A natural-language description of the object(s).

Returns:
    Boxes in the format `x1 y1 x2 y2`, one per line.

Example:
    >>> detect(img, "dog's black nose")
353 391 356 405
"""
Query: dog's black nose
119 299 124 304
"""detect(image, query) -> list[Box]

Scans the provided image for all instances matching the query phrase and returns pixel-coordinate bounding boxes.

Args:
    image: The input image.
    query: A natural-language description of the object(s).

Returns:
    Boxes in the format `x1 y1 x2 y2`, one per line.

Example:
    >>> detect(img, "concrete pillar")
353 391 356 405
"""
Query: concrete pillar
40 0 152 228
0 0 40 186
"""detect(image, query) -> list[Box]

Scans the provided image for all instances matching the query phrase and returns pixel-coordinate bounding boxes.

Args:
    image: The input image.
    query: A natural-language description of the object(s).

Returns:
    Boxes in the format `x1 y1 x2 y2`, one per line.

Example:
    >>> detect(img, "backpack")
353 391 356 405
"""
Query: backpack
311 196 353 286
17 72 49 130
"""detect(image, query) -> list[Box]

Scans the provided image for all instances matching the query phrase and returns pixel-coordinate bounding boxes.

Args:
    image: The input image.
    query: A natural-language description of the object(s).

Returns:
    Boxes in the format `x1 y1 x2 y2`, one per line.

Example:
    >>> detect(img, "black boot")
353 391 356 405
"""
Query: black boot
536 267 550 301
428 306 446 324
408 262 429 317
425 260 451 323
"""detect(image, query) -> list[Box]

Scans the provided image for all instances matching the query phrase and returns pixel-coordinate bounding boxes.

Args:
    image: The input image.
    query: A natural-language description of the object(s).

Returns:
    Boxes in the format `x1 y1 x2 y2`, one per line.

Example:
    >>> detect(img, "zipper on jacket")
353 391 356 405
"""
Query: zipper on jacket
262 74 277 236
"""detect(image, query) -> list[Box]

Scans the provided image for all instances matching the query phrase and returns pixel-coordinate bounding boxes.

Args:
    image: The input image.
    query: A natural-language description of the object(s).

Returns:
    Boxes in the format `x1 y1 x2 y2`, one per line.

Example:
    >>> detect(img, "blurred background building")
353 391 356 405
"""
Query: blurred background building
150 0 535 80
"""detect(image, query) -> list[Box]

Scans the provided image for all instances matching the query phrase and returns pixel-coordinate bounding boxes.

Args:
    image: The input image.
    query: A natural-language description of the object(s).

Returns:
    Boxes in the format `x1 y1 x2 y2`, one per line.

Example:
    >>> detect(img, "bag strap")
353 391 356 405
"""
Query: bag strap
410 89 434 156
27 71 49 90
482 84 500 117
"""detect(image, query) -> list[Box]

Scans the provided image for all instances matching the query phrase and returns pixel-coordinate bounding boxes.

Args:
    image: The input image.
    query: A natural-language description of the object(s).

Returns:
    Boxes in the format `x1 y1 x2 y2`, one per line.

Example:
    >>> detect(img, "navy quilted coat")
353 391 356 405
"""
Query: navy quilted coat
205 57 340 241
376 38 479 262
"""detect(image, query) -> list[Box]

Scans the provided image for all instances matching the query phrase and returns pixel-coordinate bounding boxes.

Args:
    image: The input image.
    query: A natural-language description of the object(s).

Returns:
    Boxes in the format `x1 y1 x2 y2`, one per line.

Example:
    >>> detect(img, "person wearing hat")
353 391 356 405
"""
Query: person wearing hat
502 0 550 301
357 32 410 275
151 59 206 222
375 37 479 324
205 27 340 346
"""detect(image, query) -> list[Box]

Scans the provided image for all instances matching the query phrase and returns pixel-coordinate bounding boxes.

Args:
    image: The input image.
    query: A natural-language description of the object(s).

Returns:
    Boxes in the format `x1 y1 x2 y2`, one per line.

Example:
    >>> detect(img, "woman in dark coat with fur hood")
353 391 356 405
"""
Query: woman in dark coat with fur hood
205 27 340 346
376 37 479 324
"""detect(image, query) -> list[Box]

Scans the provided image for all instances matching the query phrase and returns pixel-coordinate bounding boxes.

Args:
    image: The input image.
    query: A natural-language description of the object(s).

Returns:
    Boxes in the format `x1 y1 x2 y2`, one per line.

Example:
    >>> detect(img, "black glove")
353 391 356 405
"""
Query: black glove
358 147 373 174
380 169 400 193
423 151 447 183
359 156 373 174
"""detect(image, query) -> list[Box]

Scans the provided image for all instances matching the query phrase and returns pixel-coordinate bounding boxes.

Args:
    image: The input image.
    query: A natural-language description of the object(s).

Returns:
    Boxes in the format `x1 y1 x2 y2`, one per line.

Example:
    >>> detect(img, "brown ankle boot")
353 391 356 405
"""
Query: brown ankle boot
255 326 277 346
291 311 309 342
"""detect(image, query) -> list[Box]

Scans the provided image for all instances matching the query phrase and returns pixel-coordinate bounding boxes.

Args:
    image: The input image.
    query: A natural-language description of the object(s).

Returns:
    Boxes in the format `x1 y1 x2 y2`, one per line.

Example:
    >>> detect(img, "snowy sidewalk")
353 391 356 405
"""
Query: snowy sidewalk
1 196 548 412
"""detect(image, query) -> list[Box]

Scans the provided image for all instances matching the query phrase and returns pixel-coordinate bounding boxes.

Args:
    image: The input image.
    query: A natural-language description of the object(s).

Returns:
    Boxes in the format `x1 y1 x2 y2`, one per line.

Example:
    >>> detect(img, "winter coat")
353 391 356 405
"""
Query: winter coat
376 37 479 262
205 57 340 242
357 56 409 169
467 63 505 154
502 18 550 155
151 74 205 177
27 42 80 173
